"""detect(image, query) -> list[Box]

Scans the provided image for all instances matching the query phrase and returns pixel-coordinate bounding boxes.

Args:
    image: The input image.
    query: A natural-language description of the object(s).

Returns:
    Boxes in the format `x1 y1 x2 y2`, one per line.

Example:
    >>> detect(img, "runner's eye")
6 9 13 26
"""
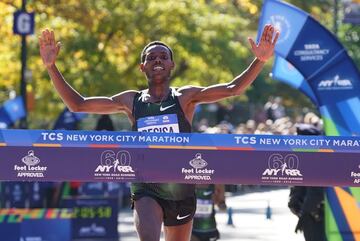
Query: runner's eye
147 55 156 61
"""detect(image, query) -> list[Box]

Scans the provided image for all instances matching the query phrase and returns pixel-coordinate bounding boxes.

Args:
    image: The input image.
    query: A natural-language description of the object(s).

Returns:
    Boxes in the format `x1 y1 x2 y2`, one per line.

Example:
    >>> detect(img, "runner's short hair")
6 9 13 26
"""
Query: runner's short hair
141 41 173 63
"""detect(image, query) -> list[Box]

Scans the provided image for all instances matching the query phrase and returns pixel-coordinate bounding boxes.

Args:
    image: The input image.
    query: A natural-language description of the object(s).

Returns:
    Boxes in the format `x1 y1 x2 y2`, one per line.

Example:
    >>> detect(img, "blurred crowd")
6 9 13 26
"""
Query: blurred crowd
194 96 321 137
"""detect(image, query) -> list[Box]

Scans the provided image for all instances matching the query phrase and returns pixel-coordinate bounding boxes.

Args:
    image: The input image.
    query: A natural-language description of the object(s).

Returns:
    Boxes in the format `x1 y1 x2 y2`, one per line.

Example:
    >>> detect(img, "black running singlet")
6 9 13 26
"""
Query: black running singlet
131 88 195 200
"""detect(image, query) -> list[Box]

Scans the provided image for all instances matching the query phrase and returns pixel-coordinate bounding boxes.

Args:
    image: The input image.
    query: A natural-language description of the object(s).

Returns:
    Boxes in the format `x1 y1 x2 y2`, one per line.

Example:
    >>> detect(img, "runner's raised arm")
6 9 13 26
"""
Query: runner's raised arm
39 29 136 116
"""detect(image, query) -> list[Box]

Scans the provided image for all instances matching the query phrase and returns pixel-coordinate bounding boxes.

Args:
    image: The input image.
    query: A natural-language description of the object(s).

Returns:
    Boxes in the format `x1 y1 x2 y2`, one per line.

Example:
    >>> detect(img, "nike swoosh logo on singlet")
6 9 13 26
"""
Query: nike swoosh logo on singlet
160 104 176 112
176 213 191 220
203 191 213 196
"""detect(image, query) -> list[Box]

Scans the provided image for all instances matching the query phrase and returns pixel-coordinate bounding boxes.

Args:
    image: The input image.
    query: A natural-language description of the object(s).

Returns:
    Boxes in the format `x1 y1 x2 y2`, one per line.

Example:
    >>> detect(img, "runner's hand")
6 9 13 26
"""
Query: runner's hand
39 29 61 68
248 24 280 62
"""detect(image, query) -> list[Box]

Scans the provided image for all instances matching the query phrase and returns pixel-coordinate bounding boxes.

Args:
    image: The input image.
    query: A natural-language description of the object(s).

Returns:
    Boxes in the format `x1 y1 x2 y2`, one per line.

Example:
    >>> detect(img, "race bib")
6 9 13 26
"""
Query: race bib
195 199 213 217
137 114 180 133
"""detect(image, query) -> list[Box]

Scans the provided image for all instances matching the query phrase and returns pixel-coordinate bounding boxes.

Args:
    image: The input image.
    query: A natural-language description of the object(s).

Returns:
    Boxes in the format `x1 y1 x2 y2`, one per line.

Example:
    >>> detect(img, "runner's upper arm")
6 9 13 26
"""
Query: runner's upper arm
178 84 237 105
73 90 138 114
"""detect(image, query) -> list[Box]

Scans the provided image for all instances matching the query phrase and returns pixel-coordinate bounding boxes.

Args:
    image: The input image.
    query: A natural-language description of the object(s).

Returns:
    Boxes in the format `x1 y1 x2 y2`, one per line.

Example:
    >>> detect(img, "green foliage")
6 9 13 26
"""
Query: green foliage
0 0 358 128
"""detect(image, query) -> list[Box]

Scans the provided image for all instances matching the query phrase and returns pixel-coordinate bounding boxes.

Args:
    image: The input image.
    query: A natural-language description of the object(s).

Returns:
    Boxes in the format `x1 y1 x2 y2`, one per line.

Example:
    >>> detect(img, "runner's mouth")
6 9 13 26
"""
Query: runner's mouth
153 66 164 71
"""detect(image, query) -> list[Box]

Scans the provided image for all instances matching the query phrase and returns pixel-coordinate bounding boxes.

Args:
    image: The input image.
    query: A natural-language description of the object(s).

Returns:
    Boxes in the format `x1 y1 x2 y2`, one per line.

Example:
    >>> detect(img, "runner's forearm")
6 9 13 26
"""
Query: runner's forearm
227 57 265 95
47 64 85 112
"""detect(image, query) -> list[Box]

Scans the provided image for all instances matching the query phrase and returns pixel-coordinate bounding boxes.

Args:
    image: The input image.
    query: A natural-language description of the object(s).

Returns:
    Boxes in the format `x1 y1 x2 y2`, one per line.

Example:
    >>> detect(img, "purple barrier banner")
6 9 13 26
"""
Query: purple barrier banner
0 129 359 186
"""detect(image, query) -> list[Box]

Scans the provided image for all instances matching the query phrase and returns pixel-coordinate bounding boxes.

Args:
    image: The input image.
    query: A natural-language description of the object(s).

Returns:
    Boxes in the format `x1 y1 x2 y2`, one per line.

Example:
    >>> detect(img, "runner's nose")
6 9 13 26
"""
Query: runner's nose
155 56 162 64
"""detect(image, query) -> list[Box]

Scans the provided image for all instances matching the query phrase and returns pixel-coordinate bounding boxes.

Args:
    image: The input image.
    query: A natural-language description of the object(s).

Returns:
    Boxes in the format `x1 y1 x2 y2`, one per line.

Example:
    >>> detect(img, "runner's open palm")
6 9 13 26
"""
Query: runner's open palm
248 24 280 62
39 29 61 68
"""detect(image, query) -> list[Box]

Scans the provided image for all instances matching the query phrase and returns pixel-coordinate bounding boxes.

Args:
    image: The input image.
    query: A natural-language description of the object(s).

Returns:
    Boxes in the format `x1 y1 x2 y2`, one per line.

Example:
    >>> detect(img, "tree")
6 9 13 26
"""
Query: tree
0 0 357 128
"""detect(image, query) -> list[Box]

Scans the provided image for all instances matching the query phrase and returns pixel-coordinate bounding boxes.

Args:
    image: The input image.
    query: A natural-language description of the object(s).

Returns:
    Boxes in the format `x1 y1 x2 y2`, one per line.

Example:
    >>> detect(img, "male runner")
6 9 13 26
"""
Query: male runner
39 24 279 241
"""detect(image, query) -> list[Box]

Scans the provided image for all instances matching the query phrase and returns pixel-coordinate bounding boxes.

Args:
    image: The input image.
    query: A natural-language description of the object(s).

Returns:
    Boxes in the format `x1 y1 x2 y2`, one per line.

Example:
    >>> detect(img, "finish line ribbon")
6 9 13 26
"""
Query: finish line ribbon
0 129 359 186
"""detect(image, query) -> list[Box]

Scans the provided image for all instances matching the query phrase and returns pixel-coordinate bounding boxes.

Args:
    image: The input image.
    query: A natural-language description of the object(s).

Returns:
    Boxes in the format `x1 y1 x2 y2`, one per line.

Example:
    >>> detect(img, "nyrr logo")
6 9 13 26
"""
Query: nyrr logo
94 150 136 180
317 75 353 90
182 153 215 181
95 150 134 173
14 150 47 178
263 154 302 176
261 153 303 184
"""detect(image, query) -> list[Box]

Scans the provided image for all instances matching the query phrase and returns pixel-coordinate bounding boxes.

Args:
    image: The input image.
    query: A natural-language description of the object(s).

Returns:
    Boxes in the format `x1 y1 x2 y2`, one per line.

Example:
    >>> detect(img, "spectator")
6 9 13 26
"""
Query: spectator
191 184 226 241
288 123 326 241
95 114 114 131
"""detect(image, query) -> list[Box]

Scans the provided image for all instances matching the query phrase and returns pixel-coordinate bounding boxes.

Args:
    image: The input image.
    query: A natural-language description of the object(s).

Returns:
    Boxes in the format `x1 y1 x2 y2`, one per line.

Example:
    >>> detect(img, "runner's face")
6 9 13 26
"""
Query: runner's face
140 45 174 82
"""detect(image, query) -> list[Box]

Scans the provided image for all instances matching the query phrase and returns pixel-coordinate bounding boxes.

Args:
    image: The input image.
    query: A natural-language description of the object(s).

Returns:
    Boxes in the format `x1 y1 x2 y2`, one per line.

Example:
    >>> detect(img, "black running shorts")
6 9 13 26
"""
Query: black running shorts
132 193 196 226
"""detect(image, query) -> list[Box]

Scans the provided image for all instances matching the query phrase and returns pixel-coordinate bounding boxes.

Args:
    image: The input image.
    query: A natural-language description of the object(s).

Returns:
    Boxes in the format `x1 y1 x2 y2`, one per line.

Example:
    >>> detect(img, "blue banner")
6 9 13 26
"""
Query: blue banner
0 96 26 127
259 0 360 136
257 0 307 57
258 1 360 240
3 96 26 123
53 107 87 130
0 107 12 128
0 129 359 186
271 56 318 105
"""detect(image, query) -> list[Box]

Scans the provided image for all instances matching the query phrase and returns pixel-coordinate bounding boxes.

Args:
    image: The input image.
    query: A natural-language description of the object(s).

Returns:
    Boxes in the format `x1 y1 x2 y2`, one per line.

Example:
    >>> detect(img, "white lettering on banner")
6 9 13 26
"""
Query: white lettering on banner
261 153 303 184
351 172 360 184
317 75 353 91
14 150 47 178
333 139 359 147
138 135 189 143
309 139 331 146
263 168 302 176
294 43 330 62
95 165 134 173
67 134 88 141
259 138 281 145
184 175 211 180
89 134 114 142
234 136 257 144
181 168 214 175
94 150 136 180
14 165 47 171
282 139 308 146
239 137 360 148
41 132 64 141
38 131 360 149
115 135 137 142
351 172 360 177
17 172 44 177
182 154 215 181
